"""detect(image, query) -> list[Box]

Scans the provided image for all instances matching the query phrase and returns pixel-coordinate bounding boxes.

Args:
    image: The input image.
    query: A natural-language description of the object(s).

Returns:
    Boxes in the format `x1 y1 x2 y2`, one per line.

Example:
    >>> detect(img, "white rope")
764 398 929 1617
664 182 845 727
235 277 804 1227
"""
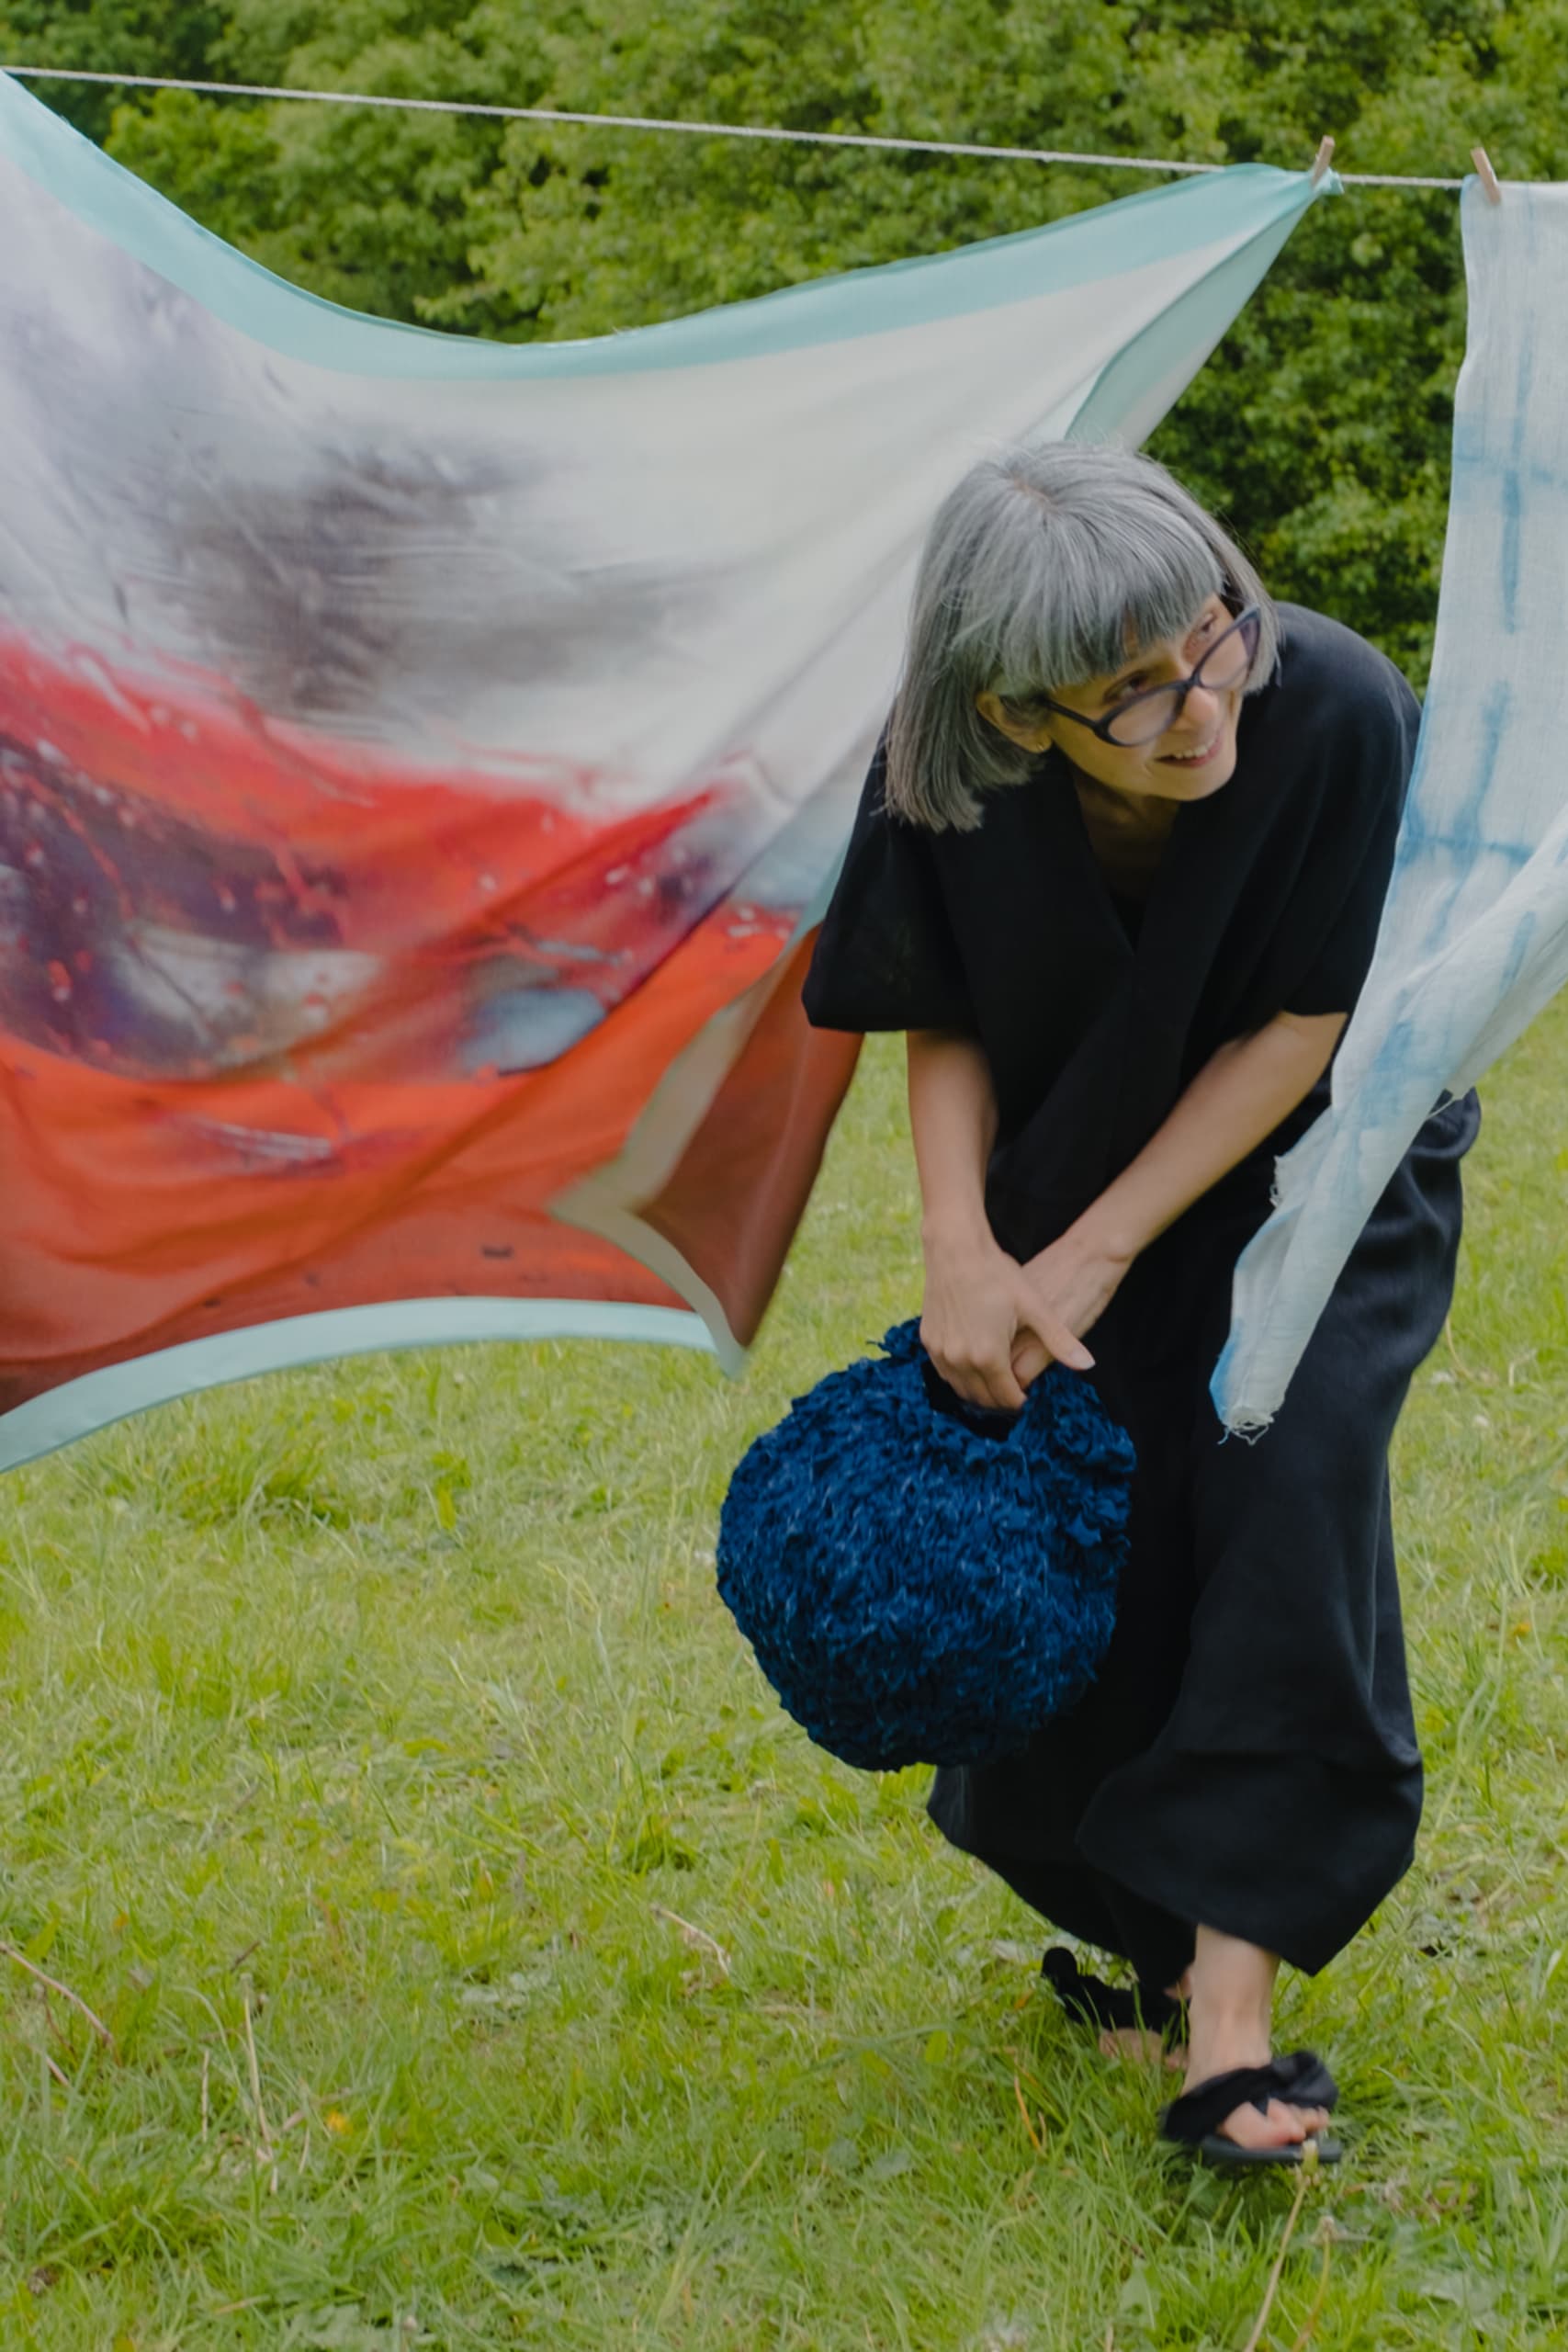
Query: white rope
0 65 1470 187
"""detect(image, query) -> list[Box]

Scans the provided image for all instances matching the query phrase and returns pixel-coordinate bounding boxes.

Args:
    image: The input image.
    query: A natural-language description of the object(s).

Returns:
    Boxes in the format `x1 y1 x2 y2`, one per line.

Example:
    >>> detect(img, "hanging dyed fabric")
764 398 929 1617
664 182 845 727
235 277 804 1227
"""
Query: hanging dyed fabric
1215 181 1568 1434
0 69 1328 1469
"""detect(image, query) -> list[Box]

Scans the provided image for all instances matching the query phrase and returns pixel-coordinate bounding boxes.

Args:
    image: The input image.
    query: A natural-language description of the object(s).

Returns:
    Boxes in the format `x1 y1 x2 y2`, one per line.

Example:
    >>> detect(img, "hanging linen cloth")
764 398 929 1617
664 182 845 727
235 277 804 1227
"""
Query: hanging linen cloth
0 69 1327 1469
1215 179 1568 1433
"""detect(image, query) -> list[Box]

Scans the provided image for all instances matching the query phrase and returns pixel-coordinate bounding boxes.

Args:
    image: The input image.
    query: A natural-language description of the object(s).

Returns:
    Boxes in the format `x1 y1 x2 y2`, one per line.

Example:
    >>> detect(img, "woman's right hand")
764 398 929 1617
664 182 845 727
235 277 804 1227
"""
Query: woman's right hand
919 1226 1092 1413
907 1027 1092 1410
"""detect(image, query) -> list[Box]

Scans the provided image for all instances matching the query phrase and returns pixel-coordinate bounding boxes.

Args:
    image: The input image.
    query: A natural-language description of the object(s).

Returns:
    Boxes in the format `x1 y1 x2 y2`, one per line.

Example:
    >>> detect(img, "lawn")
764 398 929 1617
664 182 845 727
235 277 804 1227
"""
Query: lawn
2 1011 1566 2350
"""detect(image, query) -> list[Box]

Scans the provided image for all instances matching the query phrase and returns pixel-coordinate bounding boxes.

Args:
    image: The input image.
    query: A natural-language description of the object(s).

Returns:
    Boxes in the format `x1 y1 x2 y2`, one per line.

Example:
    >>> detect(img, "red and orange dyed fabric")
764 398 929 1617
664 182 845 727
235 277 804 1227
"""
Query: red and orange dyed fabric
0 69 1324 1462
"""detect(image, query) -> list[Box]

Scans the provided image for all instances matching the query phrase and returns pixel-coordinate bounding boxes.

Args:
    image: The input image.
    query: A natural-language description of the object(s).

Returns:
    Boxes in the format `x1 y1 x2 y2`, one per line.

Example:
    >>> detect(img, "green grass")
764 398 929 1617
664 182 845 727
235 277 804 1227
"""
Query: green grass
2 1012 1567 2351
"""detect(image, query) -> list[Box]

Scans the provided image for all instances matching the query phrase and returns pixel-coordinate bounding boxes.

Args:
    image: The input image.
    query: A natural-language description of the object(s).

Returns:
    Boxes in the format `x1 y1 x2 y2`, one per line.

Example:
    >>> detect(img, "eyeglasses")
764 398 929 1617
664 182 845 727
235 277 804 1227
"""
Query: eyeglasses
1029 606 1261 749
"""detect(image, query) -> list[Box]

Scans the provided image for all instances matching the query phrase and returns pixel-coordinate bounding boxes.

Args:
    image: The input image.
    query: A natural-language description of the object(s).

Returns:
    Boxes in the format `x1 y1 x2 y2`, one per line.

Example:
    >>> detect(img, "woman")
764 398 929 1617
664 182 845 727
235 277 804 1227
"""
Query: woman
802 441 1477 2165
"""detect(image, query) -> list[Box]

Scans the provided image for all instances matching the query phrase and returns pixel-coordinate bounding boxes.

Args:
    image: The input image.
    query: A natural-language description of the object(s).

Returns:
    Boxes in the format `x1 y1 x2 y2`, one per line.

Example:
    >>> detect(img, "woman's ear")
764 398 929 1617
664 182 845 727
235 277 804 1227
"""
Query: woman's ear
976 688 1054 753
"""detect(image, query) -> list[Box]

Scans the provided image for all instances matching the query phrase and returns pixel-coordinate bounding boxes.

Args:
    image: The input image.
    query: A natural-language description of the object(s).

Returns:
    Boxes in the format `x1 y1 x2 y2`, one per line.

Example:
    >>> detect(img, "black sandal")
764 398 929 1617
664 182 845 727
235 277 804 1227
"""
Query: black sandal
1157 2048 1342 2168
1041 1946 1186 2042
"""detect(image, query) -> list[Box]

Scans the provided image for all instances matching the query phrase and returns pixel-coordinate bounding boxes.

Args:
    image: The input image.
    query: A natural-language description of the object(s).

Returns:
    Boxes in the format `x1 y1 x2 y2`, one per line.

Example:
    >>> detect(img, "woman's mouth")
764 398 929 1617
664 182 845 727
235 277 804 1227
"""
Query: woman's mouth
1159 732 1225 770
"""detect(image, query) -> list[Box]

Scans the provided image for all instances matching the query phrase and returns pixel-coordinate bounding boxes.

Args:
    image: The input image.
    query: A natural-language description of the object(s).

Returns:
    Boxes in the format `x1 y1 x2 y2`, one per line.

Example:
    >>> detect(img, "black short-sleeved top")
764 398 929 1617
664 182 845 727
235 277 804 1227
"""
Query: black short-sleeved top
803 605 1417 1259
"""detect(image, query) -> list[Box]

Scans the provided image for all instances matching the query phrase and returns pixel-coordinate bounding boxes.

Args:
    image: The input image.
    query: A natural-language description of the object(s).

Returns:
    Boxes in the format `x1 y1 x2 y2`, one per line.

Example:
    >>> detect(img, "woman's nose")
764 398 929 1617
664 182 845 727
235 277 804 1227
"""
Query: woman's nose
1177 683 1223 734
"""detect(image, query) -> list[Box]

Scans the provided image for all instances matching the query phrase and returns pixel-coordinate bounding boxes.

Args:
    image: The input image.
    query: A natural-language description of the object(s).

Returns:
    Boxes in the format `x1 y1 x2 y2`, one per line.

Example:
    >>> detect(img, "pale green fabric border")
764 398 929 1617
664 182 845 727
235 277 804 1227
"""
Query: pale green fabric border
0 72 1328 379
0 1299 716 1472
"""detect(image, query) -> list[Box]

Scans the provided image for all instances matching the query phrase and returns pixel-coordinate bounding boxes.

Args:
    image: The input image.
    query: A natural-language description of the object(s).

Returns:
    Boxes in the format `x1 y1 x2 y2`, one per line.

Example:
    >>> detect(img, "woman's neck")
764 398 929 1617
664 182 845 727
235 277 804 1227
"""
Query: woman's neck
1070 767 1179 897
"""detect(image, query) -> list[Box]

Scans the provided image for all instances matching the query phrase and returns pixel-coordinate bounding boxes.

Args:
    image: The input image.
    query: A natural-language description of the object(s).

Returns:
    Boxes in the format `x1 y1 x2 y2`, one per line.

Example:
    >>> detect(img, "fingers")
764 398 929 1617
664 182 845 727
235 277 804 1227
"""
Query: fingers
920 1328 1027 1413
928 1321 1092 1411
953 1357 1029 1414
1040 1317 1096 1374
1014 1316 1095 1382
920 1276 1095 1412
1013 1239 1117 1368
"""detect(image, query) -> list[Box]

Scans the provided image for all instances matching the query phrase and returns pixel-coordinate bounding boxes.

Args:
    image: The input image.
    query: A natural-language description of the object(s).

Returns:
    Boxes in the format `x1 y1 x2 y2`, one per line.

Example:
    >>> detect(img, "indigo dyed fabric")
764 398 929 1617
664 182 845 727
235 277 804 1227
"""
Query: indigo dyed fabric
1216 179 1568 1432
0 73 1330 1468
716 1321 1133 1770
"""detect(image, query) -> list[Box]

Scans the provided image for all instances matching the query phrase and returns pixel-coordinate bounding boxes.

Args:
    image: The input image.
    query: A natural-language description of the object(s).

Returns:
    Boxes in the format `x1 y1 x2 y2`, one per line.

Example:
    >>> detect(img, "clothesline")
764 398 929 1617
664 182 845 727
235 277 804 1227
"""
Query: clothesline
1 65 1473 189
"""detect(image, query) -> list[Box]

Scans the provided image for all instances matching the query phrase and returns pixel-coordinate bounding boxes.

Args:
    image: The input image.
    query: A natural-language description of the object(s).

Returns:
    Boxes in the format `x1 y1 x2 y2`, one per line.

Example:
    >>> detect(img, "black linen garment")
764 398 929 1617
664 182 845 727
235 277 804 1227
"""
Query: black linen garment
803 605 1478 1988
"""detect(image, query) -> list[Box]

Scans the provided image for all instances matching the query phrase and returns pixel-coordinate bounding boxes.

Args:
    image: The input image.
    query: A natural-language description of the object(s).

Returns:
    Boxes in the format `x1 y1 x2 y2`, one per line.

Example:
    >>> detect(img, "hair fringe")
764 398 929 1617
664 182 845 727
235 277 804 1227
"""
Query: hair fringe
883 443 1277 833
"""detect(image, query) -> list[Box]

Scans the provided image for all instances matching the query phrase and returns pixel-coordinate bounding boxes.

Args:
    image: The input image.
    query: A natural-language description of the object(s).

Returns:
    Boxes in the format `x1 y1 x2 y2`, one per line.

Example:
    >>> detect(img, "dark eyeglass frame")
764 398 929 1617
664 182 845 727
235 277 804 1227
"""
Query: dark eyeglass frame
1029 605 1262 749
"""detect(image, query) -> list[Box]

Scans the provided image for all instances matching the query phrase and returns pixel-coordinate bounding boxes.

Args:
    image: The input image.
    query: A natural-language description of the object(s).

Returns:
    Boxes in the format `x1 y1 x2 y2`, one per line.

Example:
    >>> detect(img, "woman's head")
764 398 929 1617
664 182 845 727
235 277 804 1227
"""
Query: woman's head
885 442 1277 831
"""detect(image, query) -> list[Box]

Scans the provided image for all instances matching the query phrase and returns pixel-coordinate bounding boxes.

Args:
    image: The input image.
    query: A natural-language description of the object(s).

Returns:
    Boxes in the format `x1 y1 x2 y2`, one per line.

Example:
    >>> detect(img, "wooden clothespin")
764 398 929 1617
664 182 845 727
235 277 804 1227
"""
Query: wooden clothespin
1310 136 1336 188
1471 146 1503 204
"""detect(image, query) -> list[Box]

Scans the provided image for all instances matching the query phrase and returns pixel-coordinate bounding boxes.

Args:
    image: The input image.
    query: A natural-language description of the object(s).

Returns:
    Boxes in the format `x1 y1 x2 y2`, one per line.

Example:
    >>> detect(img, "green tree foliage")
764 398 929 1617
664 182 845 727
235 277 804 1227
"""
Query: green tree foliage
6 0 1568 676
0 0 226 139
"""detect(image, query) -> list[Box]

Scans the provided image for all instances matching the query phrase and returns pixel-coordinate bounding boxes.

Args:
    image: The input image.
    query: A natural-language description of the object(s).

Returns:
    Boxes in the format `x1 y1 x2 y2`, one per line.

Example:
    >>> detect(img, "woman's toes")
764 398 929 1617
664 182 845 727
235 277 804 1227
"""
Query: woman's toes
1213 2102 1277 2150
1281 2104 1329 2133
1216 2098 1327 2151
1263 2099 1311 2142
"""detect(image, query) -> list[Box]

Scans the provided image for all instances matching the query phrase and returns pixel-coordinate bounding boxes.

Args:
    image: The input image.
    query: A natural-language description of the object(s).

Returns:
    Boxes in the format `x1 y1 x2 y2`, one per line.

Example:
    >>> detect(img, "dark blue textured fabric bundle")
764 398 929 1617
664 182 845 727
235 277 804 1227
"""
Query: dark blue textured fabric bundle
716 1319 1134 1771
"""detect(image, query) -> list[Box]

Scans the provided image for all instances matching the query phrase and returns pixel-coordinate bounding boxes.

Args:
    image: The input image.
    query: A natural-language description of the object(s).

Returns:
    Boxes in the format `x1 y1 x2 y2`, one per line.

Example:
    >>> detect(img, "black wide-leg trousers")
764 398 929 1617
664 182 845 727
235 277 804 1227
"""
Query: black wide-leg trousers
928 1091 1480 1992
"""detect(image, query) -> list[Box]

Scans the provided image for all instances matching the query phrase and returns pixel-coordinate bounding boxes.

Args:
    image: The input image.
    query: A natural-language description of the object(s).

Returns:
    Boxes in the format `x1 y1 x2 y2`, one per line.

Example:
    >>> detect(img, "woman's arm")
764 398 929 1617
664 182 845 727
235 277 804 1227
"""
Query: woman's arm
908 1029 1093 1409
1088 1009 1346 1260
912 1009 1346 1401
1009 1007 1347 1383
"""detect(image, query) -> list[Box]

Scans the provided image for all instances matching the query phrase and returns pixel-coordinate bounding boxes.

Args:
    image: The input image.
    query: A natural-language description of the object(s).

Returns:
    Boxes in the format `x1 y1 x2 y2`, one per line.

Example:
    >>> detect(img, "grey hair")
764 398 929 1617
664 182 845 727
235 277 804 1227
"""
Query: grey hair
885 441 1278 831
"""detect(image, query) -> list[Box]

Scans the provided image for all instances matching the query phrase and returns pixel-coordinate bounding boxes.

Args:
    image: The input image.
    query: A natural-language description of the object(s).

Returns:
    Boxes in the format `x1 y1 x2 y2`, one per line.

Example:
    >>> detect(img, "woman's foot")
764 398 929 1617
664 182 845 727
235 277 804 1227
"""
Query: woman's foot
1180 1927 1331 2153
1098 2022 1186 2069
1100 1970 1188 2068
1040 1948 1186 2067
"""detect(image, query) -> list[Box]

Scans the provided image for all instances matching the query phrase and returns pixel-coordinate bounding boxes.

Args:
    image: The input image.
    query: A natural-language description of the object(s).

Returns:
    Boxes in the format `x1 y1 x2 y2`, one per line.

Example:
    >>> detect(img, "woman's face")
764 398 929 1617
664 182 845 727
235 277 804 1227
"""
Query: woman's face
978 595 1245 805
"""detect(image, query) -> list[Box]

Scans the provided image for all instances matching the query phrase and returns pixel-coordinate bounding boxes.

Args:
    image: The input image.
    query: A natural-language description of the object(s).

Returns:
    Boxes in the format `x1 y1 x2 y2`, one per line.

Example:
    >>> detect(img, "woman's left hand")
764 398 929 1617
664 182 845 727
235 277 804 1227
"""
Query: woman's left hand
1010 1224 1133 1385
